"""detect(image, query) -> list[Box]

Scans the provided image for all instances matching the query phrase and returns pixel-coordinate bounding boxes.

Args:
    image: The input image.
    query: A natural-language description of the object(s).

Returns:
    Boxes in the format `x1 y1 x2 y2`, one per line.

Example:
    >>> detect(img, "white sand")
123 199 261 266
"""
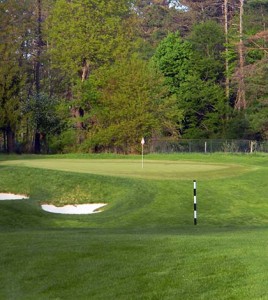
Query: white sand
0 192 106 214
41 203 107 214
0 193 29 200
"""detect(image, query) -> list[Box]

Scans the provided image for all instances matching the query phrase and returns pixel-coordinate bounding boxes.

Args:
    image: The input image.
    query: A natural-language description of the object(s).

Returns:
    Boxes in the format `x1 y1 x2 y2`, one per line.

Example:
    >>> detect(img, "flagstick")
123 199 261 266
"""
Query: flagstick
142 145 144 169
141 137 145 169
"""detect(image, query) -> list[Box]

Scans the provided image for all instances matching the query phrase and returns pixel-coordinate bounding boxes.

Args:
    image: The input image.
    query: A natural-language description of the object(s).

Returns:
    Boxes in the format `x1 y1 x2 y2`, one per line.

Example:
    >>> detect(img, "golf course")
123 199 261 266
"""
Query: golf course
0 153 268 299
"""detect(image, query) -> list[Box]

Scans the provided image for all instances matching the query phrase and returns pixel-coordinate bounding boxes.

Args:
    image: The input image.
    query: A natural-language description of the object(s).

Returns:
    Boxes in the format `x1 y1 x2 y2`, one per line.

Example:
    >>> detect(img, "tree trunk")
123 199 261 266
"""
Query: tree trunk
34 131 41 154
6 125 15 153
35 0 42 96
3 130 7 153
224 0 230 100
34 0 43 153
81 58 90 82
235 0 246 110
70 58 89 144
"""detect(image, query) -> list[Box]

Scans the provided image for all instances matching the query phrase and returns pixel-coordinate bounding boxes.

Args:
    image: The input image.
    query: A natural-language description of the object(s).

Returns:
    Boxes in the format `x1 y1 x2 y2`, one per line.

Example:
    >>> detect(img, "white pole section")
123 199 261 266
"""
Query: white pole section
141 137 145 169
193 180 197 225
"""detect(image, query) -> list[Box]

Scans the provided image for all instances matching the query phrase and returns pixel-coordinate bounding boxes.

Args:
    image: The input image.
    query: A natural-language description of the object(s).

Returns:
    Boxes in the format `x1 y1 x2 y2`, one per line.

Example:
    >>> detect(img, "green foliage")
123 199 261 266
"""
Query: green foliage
153 31 226 138
49 129 77 153
189 20 224 57
0 1 26 131
152 32 194 93
245 59 268 102
0 68 21 130
47 0 132 79
243 1 268 65
81 57 182 152
178 76 226 138
0 1 32 152
248 106 268 139
133 0 193 56
188 20 225 82
225 112 252 139
1 0 268 152
24 93 61 133
240 57 268 139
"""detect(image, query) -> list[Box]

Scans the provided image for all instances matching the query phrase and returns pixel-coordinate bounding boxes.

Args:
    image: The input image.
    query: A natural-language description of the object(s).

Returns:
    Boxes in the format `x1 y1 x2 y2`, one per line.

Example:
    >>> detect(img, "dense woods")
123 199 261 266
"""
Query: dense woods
0 0 268 153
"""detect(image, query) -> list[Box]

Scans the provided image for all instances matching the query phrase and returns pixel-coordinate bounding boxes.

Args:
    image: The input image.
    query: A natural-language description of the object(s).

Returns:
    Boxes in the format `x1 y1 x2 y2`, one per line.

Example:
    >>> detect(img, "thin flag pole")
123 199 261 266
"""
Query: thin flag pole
141 137 145 169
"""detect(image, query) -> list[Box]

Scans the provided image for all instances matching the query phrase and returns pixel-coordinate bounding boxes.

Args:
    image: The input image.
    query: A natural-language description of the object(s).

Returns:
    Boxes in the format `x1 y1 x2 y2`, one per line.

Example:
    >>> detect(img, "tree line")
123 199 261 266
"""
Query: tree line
0 0 268 154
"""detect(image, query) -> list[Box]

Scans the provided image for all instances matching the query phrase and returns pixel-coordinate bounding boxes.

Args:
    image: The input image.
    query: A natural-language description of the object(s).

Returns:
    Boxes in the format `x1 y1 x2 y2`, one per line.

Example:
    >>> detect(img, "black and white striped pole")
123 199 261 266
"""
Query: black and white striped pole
193 180 197 225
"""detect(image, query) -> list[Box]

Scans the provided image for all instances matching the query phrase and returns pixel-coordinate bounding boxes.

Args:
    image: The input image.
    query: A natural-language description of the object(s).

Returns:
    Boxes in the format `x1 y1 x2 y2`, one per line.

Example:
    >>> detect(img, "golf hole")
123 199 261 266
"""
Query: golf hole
0 193 29 200
41 203 107 214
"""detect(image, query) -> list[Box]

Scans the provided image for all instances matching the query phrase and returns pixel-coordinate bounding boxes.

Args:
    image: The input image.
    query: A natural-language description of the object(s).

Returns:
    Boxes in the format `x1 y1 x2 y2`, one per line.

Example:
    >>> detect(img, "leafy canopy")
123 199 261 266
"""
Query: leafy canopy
80 56 182 152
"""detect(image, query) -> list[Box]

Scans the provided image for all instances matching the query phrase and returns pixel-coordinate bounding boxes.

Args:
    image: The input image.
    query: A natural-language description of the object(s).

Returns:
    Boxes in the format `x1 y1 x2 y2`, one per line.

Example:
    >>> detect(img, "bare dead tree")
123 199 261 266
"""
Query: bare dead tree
224 0 230 100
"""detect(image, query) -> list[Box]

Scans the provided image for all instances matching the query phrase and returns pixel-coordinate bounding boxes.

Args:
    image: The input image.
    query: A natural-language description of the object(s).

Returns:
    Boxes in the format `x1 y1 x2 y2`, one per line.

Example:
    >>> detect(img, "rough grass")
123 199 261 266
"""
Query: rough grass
0 153 268 299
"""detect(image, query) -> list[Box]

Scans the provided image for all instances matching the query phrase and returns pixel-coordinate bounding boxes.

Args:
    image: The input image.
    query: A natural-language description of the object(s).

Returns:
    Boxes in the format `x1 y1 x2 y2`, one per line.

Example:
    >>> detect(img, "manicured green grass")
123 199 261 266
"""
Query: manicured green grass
0 153 268 299
1 157 253 180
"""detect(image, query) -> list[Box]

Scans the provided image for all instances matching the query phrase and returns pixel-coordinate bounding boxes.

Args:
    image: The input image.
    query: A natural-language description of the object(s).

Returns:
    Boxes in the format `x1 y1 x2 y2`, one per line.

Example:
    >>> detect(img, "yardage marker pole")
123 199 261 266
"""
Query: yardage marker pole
193 180 197 225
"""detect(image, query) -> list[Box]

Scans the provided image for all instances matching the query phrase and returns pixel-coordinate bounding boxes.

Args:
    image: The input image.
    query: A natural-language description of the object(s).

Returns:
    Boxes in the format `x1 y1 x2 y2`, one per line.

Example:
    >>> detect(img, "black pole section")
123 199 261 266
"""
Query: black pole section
193 180 197 225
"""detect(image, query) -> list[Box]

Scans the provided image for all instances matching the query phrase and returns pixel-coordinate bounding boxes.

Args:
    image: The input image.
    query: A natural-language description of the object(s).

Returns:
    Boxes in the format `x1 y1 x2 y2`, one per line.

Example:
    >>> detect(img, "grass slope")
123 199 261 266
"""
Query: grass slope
0 153 268 299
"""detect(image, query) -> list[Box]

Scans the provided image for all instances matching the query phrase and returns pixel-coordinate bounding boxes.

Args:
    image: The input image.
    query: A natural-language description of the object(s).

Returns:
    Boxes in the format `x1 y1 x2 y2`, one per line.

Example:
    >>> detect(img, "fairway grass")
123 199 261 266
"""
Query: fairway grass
0 153 268 299
0 228 268 300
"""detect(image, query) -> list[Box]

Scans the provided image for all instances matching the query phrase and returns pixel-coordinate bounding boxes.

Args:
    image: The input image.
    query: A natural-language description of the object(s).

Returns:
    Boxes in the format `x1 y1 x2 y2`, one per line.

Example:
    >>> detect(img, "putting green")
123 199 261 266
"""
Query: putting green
1 159 253 180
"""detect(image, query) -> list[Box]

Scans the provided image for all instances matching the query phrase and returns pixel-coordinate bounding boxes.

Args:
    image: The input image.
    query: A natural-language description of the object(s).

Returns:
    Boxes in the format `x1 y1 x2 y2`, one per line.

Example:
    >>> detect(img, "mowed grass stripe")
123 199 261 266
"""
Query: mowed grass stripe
1 158 253 180
0 229 268 299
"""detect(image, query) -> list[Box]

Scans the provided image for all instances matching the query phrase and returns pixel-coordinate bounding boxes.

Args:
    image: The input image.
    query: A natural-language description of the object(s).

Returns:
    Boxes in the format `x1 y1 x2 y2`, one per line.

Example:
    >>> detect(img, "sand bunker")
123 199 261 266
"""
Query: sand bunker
0 193 106 214
0 193 29 200
41 203 107 214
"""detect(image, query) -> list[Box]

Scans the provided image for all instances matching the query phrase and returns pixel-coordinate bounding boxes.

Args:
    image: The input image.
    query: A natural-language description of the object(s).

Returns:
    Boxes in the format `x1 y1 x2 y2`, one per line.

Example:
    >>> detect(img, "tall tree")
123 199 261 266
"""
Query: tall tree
224 0 230 100
235 0 246 110
188 20 225 83
180 0 239 22
153 31 226 138
47 0 132 80
132 0 195 59
47 0 134 144
0 0 29 152
81 57 182 153
152 32 194 93
33 0 45 153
